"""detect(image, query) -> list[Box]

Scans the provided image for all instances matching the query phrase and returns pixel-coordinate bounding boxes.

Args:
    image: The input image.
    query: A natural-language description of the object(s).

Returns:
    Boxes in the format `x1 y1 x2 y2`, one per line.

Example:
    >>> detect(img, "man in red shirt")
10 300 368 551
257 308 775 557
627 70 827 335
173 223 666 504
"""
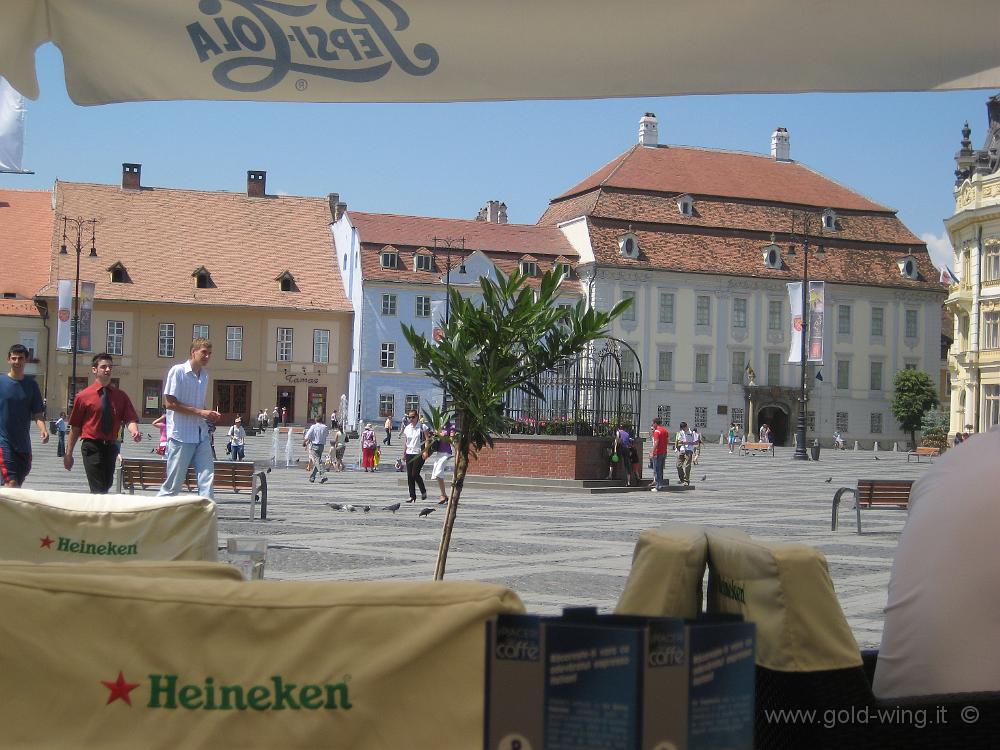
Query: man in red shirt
649 417 669 492
64 353 141 493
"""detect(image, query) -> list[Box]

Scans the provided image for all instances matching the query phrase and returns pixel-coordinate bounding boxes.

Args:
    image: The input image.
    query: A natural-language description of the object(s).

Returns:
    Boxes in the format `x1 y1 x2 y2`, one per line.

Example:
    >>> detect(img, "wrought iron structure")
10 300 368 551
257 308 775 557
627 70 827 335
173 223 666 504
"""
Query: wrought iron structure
505 338 642 436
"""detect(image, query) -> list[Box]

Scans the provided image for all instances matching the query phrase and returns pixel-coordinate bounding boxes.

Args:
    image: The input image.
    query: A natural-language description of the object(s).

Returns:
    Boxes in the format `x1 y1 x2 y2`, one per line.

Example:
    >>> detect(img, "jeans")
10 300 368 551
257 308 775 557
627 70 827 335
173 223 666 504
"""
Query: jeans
231 443 245 461
308 444 325 481
157 437 215 499
56 431 66 457
652 453 666 489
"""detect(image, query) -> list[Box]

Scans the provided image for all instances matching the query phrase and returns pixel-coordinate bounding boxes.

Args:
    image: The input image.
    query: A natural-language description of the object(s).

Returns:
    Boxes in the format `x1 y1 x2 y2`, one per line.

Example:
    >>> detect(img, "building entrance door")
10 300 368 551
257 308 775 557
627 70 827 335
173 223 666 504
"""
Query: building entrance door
756 405 790 446
215 380 251 425
276 386 295 424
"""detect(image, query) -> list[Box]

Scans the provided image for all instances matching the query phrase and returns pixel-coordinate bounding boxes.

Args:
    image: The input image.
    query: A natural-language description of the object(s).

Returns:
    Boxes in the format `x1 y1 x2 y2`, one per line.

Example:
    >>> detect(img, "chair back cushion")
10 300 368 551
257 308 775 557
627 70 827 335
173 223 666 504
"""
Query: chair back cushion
705 527 861 671
0 488 218 562
0 571 523 748
615 525 707 618
0 560 243 580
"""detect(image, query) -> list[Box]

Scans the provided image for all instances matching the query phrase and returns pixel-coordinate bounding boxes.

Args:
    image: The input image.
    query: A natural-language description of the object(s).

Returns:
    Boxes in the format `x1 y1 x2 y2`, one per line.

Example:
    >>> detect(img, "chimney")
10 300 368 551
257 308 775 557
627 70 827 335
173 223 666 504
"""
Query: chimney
328 193 340 221
475 200 508 224
638 112 658 147
121 163 141 190
771 127 791 161
334 201 348 222
247 170 266 198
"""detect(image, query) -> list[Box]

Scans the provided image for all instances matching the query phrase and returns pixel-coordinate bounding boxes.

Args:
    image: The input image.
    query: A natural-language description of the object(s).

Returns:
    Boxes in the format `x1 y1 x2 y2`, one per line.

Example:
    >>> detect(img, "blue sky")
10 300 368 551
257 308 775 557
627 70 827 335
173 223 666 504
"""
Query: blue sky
2 44 996 271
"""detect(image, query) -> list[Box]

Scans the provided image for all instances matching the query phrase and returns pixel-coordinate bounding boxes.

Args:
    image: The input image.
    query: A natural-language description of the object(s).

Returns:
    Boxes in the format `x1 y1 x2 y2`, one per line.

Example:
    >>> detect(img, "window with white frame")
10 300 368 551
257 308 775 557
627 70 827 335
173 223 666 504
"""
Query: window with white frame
905 309 919 338
557 262 572 279
106 320 124 356
733 298 747 328
404 394 420 415
414 254 433 272
158 323 175 358
870 360 883 390
731 407 744 428
656 405 671 426
836 411 849 432
380 250 399 269
381 293 397 316
871 306 884 337
313 329 330 364
837 305 851 335
984 385 1000 429
658 292 674 324
621 347 638 376
731 351 746 385
657 351 673 382
694 406 707 428
984 244 1000 282
193 324 209 341
621 291 636 321
520 260 538 276
379 393 395 418
226 326 243 360
277 328 293 362
836 360 850 390
983 311 1000 350
767 352 781 386
380 343 395 369
870 412 883 434
415 295 431 318
696 296 711 327
695 352 710 383
768 300 782 331
806 411 816 430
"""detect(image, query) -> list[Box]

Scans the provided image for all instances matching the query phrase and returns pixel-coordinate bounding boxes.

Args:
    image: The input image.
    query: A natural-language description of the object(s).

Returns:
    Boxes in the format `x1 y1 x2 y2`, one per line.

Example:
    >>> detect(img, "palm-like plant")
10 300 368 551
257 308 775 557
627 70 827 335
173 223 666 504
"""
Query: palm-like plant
402 268 630 579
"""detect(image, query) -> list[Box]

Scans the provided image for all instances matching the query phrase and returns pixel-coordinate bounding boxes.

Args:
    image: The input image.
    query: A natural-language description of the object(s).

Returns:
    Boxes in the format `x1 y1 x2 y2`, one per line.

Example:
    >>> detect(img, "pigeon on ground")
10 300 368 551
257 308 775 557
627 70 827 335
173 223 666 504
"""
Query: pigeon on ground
345 504 357 512
363 505 371 513
382 502 401 514
325 502 342 510
418 507 435 518
701 475 707 482
874 455 881 461
825 477 833 483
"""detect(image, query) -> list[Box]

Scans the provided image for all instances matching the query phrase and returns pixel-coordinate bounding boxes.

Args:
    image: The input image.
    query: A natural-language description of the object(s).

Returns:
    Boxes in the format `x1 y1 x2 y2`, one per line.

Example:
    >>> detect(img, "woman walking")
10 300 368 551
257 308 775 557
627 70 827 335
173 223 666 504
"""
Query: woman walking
611 423 634 486
360 423 377 472
227 416 246 461
329 421 346 472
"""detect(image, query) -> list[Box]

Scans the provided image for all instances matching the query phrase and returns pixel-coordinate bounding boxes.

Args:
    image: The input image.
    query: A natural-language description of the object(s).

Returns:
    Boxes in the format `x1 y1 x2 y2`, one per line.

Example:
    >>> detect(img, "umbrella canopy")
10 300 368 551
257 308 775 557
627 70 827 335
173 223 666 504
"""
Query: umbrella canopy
2 0 999 105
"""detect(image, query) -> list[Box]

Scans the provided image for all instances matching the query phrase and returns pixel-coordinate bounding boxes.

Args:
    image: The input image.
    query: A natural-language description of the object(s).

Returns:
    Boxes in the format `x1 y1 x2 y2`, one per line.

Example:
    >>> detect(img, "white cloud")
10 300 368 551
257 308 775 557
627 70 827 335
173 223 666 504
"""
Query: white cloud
921 231 954 272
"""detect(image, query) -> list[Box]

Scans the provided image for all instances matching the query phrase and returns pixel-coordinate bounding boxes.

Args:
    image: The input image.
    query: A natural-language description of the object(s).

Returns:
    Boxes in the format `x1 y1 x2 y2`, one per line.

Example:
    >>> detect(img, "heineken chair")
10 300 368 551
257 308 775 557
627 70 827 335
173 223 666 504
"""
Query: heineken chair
614 525 708 619
0 573 524 749
0 487 218 563
0 560 244 581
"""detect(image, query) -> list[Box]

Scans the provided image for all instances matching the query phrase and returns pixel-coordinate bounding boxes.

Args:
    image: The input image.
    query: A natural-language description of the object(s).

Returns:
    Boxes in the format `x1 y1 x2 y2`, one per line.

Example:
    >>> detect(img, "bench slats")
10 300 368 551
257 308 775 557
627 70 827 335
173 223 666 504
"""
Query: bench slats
833 479 914 533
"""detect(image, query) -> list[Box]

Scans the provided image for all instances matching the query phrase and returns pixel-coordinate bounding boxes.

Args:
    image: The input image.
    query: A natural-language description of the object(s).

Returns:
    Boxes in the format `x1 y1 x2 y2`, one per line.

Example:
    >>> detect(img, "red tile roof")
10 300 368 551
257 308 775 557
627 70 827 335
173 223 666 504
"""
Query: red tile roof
0 188 53 313
37 182 350 313
553 144 891 211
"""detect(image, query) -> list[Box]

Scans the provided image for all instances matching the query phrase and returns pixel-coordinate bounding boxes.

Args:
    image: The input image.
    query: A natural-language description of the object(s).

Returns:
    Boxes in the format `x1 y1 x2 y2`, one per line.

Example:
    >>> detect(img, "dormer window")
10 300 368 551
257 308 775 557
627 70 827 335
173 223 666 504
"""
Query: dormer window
897 255 920 280
380 247 400 269
192 266 213 289
520 259 539 276
676 194 694 217
276 270 297 292
618 233 640 259
557 262 573 279
822 209 838 231
762 234 782 269
414 253 433 272
107 261 129 283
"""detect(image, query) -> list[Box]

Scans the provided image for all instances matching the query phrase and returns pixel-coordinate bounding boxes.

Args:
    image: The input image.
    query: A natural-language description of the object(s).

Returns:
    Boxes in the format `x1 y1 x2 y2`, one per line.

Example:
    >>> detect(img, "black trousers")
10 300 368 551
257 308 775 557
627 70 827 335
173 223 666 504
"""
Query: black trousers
405 453 427 500
80 438 120 494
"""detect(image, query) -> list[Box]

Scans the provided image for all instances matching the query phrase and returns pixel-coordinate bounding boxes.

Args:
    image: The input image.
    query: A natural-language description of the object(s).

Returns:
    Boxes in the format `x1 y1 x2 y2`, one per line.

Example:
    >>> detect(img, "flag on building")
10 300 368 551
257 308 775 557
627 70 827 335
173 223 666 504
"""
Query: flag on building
940 266 959 285
0 77 27 173
815 370 824 382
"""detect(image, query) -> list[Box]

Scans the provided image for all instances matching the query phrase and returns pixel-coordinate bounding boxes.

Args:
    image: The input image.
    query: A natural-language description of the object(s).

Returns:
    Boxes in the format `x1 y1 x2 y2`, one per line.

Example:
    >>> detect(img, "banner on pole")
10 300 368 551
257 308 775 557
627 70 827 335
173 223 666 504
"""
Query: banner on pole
787 281 824 363
78 282 95 352
56 280 72 350
0 76 26 173
787 282 802 364
430 299 446 346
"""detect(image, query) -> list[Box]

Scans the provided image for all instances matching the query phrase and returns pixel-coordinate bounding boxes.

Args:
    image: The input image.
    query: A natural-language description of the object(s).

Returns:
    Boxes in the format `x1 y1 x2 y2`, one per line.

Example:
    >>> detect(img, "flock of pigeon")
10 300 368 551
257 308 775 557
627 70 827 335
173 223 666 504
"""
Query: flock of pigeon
325 502 437 518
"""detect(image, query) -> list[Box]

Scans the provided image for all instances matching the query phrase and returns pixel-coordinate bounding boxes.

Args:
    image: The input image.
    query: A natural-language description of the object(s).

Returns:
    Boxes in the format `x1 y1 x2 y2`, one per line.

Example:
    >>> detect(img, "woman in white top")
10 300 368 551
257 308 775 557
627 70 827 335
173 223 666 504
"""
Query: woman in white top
227 417 247 461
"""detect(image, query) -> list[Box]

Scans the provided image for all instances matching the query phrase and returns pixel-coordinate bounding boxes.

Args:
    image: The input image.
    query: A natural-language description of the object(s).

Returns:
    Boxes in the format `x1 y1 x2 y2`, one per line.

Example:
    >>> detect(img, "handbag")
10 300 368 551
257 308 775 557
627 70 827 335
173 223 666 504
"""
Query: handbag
225 441 232 455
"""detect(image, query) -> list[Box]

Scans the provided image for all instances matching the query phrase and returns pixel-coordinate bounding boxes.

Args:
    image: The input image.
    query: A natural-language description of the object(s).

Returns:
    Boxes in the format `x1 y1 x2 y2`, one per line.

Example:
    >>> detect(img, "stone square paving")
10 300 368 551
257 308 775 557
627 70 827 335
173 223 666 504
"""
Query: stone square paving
25 430 931 649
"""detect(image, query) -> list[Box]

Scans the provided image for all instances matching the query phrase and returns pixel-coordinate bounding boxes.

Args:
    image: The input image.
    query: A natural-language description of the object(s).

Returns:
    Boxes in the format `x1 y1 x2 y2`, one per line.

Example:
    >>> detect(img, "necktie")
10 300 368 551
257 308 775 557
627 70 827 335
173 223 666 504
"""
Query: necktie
100 387 113 435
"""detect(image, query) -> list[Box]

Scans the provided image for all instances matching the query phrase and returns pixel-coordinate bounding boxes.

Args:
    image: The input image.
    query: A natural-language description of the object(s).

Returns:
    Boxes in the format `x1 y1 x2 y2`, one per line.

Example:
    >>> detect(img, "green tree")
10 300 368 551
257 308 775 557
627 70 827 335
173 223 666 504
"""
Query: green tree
403 269 630 580
890 369 939 449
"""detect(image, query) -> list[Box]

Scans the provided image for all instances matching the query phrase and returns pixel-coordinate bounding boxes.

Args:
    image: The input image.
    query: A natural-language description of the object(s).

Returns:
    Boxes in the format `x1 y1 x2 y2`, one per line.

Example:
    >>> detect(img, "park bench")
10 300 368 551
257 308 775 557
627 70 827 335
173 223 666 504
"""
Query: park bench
740 441 774 457
117 457 269 520
831 478 914 533
906 446 940 463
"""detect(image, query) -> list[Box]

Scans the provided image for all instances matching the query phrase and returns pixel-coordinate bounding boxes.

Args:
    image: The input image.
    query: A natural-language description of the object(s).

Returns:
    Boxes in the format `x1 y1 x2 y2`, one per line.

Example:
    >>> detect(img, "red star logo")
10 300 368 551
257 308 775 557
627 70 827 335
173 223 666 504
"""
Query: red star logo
39 535 54 549
101 671 140 706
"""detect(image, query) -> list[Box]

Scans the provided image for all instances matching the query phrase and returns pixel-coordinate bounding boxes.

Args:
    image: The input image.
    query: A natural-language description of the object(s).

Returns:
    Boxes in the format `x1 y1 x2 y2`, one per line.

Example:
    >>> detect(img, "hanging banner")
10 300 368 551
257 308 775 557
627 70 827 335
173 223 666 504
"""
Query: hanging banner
77 282 96 352
787 281 825 363
430 299 446 346
56 280 73 350
0 76 26 173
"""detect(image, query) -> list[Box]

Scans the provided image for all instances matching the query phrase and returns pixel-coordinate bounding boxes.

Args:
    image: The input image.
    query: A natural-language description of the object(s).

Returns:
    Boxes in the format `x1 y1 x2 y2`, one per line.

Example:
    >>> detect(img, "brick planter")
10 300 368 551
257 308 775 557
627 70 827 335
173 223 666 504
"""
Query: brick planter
467 434 643 481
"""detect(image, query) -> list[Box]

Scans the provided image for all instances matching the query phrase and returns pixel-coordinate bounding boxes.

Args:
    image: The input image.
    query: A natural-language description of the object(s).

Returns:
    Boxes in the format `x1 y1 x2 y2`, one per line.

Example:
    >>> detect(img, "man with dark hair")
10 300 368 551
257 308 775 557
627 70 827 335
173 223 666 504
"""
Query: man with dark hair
64 353 141 493
0 344 48 486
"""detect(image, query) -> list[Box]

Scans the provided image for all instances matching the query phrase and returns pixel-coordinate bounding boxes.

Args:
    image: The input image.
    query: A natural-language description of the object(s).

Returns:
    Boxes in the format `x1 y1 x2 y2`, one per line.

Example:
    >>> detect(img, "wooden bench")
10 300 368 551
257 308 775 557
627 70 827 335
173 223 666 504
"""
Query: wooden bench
906 446 940 463
831 478 914 533
117 458 270 520
740 442 774 457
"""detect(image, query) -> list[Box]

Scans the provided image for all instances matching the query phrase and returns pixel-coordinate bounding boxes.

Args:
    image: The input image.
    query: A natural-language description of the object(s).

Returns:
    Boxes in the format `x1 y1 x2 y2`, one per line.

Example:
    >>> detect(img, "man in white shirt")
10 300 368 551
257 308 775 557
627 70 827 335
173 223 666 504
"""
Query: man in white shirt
401 409 431 503
873 429 1000 698
675 421 695 486
302 415 330 483
157 339 221 499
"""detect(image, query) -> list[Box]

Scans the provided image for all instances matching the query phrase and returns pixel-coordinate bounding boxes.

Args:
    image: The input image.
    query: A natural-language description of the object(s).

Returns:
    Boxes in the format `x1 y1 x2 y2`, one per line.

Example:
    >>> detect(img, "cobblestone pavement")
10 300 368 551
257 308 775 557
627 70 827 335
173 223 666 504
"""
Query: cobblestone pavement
24 429 931 649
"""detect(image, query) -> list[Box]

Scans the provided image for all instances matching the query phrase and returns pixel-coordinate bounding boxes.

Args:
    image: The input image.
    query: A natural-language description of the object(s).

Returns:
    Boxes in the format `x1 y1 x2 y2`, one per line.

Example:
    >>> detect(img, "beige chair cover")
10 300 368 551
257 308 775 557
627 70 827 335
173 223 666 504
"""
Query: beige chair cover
0 560 243 580
0 488 218 562
615 525 707 619
0 572 524 749
705 527 861 671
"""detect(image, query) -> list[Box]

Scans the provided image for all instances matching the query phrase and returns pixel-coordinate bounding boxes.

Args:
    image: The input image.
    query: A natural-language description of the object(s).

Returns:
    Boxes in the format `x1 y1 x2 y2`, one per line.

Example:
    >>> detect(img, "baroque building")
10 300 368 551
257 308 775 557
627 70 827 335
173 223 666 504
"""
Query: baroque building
946 94 1000 433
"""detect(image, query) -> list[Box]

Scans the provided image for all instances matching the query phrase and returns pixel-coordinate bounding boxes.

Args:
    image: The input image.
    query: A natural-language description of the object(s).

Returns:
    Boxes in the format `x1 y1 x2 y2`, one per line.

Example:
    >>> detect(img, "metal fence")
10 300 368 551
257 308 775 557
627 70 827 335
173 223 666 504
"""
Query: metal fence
505 338 642 436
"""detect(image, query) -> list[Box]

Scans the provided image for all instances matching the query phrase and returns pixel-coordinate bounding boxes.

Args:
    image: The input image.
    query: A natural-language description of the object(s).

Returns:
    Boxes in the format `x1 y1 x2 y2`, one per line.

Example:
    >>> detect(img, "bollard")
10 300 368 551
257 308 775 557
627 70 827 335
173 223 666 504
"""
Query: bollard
853 441 860 451
893 442 899 452
873 441 880 452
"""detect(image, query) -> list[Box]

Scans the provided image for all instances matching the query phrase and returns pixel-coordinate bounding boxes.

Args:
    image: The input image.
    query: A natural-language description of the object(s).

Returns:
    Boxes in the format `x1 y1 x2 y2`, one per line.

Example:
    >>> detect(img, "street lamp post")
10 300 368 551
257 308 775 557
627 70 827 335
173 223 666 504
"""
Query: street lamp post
433 237 465 410
59 216 97 410
783 213 824 461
